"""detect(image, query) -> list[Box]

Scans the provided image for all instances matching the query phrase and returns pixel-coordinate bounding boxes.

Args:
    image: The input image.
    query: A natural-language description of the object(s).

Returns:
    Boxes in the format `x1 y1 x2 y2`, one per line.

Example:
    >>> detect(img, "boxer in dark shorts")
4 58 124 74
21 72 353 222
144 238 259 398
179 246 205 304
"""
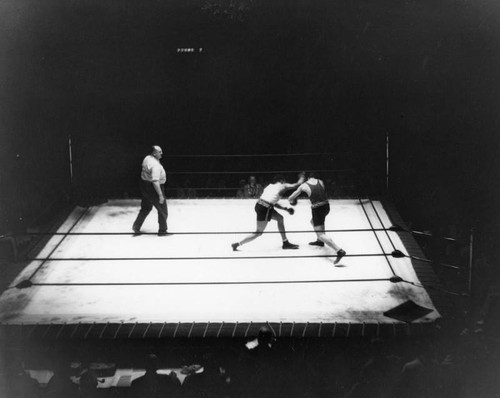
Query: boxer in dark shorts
311 203 330 227
255 200 279 222
288 173 346 264
231 173 305 251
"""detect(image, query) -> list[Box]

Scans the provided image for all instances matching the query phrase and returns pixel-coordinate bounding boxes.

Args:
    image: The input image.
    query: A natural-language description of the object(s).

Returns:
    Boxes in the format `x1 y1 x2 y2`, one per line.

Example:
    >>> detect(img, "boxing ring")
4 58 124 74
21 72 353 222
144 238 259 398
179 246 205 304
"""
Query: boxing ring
0 198 444 339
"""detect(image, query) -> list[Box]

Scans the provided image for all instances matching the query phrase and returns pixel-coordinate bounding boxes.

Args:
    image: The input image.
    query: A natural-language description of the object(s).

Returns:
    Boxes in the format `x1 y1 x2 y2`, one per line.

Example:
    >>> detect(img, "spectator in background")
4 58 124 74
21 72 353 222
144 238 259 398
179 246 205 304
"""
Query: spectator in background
243 176 263 199
129 354 180 398
3 359 40 398
215 178 227 198
177 179 197 199
77 370 100 398
245 326 276 352
182 358 231 398
346 339 401 398
236 179 247 198
324 178 336 198
244 327 284 398
185 179 198 198
390 355 431 398
205 177 216 198
45 358 78 398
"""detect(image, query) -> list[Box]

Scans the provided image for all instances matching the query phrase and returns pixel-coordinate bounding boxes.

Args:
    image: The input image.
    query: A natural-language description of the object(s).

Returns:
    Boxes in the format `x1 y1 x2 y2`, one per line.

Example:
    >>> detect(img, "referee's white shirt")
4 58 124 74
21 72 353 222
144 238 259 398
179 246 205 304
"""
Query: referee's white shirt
140 155 166 184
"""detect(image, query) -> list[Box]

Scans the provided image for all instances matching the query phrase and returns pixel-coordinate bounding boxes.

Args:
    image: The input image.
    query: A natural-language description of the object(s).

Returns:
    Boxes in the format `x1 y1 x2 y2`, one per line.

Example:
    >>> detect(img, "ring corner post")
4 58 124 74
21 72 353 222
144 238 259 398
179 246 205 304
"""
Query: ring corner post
68 134 74 202
386 131 390 196
468 227 474 299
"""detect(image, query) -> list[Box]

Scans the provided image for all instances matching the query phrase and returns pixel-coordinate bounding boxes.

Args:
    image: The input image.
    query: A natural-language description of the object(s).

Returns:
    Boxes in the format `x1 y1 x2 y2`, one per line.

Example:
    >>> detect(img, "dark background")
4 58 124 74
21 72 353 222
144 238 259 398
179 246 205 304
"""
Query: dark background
0 3 500 395
0 0 499 241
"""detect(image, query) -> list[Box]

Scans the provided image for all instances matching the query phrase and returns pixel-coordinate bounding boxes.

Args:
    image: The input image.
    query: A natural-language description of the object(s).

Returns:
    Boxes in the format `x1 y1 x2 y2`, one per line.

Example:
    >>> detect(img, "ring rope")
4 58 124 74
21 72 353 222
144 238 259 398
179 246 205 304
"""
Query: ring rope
165 152 334 158
399 278 465 297
418 282 466 297
4 191 469 300
6 227 423 237
1 227 468 242
15 277 395 287
27 207 90 282
168 169 354 175
407 254 462 270
5 219 467 272
367 199 398 252
15 277 455 294
25 252 466 272
410 229 464 242
24 253 391 262
165 185 353 191
357 197 397 277
0 225 465 242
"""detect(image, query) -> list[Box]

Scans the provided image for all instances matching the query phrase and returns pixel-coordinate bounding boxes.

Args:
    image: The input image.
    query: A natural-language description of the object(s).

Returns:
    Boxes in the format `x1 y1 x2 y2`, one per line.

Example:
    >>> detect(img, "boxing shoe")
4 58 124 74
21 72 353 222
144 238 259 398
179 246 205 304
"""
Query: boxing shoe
309 240 324 247
334 249 346 264
282 240 299 250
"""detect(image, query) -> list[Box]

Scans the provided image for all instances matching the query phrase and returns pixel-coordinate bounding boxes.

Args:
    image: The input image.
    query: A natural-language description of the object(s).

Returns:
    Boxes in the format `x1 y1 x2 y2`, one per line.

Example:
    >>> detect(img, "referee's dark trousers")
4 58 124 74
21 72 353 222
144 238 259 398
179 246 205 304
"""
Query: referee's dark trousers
133 179 168 232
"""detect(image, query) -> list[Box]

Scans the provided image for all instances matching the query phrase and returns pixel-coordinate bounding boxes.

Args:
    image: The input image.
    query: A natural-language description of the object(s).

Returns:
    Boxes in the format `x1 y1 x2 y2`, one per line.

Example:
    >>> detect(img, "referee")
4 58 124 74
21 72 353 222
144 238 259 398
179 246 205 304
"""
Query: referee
132 145 169 236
